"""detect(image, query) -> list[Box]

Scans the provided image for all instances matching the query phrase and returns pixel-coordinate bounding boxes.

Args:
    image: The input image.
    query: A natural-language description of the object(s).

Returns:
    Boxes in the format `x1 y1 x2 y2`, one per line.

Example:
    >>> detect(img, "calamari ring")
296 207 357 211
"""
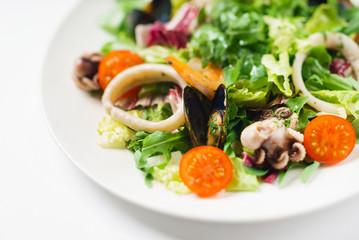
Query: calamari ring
102 64 188 133
293 32 359 115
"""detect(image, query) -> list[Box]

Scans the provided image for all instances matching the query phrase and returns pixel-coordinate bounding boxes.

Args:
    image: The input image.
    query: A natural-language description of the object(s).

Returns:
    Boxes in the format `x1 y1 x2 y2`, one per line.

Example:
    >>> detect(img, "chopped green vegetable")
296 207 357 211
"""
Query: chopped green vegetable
97 117 135 148
152 151 191 194
226 157 259 192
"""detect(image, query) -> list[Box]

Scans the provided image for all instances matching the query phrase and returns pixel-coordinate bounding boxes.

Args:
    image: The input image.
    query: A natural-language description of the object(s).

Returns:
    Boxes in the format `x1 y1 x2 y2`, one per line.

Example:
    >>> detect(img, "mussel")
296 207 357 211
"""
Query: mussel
183 86 208 146
207 84 228 148
127 0 172 35
184 84 228 149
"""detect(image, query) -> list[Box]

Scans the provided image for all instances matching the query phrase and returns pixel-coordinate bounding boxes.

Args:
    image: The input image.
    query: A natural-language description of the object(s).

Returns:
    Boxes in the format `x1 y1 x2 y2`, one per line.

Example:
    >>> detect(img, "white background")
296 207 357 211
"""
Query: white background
1 0 359 239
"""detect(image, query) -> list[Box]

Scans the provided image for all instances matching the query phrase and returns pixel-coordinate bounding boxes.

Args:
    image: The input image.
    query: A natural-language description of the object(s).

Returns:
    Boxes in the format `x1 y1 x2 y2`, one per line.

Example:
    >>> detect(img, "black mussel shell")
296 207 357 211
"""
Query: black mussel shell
150 0 172 22
210 84 228 112
127 9 156 36
184 86 208 147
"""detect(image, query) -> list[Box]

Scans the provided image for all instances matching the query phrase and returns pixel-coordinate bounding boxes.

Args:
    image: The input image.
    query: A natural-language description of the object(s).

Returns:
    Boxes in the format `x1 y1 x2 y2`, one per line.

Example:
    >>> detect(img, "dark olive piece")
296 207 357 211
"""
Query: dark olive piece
183 86 208 147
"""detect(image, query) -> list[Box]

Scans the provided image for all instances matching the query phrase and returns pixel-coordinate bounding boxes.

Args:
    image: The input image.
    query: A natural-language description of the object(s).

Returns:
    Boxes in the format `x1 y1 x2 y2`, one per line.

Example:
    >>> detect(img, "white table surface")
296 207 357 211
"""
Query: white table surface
1 0 359 239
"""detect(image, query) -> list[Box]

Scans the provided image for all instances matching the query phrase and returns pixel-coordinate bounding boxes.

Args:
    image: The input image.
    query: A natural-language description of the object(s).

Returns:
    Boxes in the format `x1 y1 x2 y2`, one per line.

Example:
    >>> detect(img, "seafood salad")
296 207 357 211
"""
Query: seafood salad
73 0 359 197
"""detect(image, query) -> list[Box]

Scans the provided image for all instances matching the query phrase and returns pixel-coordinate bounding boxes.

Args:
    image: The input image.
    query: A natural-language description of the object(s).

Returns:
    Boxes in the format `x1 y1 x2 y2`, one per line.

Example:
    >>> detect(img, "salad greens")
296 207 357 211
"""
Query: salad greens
305 4 347 33
128 128 191 186
95 0 359 194
97 117 135 148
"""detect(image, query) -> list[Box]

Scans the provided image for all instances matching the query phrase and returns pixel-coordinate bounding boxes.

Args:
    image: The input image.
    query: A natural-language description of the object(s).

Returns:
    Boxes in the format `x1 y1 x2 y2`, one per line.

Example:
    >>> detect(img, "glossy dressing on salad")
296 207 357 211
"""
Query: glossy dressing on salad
72 0 359 197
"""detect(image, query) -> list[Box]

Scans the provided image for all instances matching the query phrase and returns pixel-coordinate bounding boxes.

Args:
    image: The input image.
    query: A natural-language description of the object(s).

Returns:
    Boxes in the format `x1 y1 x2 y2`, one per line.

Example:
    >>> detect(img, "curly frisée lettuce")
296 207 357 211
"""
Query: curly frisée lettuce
97 117 135 148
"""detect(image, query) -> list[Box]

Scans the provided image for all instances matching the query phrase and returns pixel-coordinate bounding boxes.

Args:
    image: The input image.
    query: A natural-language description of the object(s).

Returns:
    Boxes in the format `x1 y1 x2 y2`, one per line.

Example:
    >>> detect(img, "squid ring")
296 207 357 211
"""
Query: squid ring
102 64 188 133
292 32 359 115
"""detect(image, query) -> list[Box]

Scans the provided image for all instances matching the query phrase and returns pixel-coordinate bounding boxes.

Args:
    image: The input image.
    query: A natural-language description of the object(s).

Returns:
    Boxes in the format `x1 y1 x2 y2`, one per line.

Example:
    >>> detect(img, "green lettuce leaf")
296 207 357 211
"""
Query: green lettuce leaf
264 16 310 54
225 157 259 192
296 108 317 131
300 161 321 183
306 45 332 69
261 51 294 97
228 85 271 108
223 55 272 108
136 129 192 169
278 162 308 184
305 4 347 34
224 53 268 87
242 165 269 176
266 0 311 18
138 46 188 64
303 57 359 91
311 90 359 119
286 96 309 113
191 24 229 67
341 7 359 35
191 8 269 67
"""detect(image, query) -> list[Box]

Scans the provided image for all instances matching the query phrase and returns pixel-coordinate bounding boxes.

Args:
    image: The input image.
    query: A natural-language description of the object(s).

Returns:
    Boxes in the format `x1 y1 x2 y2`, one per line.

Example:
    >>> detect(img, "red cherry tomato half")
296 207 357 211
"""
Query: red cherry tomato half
304 115 356 164
180 146 233 197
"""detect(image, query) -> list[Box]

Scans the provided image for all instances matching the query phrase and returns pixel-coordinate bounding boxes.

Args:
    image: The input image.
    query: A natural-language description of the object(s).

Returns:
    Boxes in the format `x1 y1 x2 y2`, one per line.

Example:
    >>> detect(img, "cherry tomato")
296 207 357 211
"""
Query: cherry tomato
180 146 233 197
98 50 143 90
304 115 356 164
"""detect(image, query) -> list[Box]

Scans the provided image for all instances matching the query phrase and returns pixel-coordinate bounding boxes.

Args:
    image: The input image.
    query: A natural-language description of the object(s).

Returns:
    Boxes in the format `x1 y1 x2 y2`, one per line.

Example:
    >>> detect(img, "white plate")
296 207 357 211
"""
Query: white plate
41 0 359 223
